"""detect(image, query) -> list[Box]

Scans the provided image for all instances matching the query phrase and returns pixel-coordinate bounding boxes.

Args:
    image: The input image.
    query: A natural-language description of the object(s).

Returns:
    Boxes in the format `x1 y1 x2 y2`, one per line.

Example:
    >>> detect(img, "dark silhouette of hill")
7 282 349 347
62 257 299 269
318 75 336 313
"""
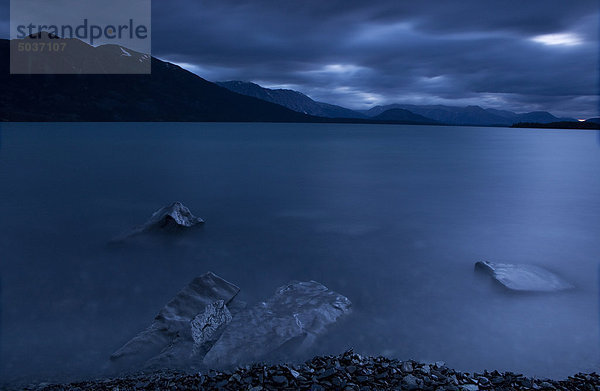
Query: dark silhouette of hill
0 36 319 122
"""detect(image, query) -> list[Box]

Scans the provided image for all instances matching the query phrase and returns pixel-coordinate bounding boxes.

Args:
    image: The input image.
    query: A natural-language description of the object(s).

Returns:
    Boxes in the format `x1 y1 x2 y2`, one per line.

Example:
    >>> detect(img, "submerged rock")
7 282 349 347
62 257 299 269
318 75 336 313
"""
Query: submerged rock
117 202 204 240
144 300 236 370
475 260 573 292
110 272 240 370
110 276 351 372
202 281 352 366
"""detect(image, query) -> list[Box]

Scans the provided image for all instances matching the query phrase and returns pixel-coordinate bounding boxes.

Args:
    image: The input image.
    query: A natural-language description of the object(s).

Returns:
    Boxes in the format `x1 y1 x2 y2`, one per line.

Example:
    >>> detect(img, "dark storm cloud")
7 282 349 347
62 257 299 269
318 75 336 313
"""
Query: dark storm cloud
146 0 598 117
1 0 598 117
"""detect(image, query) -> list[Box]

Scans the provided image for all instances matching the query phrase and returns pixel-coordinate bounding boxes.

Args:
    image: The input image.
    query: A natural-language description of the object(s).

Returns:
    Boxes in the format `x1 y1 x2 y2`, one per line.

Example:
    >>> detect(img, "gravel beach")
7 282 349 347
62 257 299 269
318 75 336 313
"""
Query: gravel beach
7 351 599 391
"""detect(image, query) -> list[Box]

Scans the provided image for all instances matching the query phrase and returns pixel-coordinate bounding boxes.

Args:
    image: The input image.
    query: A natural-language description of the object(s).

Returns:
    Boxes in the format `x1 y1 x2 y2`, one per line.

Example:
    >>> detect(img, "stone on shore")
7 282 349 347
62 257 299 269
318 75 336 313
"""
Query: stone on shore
18 351 599 391
475 260 573 292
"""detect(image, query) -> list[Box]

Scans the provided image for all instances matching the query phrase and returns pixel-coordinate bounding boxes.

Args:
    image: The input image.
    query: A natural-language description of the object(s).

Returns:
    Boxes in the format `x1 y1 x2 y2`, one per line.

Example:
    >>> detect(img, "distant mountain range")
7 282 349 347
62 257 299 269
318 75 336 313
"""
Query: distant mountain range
362 104 576 126
370 108 439 124
1 35 592 125
217 81 366 119
217 81 579 127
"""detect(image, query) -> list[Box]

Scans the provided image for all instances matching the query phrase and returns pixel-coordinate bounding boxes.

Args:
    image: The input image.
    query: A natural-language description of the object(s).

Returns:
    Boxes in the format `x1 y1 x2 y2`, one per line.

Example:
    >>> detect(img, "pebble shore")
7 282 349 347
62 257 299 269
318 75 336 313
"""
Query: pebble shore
11 351 600 391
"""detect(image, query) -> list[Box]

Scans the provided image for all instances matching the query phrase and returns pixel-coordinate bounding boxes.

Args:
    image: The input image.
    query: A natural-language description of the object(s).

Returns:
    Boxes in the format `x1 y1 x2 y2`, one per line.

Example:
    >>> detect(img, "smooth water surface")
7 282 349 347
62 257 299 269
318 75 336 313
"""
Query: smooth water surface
0 123 599 382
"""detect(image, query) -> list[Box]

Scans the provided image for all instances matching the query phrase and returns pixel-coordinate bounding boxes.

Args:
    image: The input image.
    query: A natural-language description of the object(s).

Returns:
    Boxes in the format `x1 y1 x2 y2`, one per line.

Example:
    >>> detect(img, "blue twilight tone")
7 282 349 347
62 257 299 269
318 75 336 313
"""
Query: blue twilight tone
0 123 598 382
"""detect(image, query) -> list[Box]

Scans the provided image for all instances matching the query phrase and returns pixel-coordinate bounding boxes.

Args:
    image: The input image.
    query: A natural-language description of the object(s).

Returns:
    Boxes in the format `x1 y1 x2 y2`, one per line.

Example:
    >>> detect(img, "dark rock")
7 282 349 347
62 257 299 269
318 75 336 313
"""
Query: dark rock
272 375 288 385
332 377 344 387
12 351 600 391
401 361 413 373
403 374 420 390
319 368 338 379
491 376 504 384
375 371 388 379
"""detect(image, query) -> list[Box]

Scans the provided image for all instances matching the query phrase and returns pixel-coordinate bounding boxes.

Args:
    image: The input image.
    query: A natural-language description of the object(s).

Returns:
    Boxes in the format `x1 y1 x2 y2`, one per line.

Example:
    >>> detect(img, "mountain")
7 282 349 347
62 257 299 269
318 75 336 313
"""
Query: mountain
371 108 438 124
586 118 600 124
9 33 152 75
217 81 366 119
364 104 574 126
0 35 319 122
496 110 574 124
1 35 580 125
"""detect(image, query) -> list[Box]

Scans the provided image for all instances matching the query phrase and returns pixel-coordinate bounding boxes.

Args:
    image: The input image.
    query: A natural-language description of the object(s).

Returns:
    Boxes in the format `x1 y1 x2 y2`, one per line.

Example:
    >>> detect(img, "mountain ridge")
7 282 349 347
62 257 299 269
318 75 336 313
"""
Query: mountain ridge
0 36 583 125
371 108 439 124
363 103 575 126
0 36 321 122
216 81 366 119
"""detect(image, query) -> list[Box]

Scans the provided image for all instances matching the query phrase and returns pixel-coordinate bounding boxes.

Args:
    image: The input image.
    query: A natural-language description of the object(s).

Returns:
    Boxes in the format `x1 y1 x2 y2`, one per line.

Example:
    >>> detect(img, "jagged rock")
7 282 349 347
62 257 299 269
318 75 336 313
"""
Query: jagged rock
110 272 239 370
191 300 233 355
117 202 204 240
475 260 573 292
202 281 352 367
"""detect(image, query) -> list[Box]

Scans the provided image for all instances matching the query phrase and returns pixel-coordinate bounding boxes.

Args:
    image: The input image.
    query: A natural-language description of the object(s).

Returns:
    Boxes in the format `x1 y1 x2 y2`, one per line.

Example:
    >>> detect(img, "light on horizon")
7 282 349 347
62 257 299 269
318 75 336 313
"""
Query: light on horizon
531 32 582 46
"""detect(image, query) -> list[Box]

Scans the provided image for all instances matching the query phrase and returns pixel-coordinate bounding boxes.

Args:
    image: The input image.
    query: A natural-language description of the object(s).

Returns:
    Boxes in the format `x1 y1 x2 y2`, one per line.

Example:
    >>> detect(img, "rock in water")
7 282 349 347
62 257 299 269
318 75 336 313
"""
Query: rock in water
144 299 236 370
110 277 350 371
110 272 239 370
191 300 233 354
119 202 204 239
475 260 573 292
202 281 352 366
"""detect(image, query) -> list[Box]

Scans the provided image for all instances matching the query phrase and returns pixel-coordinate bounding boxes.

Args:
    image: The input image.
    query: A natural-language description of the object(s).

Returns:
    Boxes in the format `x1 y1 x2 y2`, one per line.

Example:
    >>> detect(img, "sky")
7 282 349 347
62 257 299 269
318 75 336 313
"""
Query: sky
2 0 599 118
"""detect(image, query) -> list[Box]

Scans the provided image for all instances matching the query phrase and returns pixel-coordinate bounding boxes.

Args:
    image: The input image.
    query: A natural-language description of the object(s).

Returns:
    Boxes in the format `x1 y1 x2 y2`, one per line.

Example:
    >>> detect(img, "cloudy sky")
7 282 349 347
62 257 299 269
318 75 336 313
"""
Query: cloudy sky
2 0 599 117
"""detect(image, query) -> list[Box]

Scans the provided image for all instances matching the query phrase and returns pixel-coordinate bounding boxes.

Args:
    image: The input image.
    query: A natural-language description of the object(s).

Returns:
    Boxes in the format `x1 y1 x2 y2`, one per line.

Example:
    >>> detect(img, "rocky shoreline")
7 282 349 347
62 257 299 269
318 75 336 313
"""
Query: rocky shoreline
8 351 599 391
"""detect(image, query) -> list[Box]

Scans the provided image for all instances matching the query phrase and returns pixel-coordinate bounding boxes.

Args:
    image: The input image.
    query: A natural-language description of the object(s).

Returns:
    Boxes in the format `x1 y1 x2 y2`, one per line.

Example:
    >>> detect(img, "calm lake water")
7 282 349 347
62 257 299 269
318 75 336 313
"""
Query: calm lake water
1 122 599 382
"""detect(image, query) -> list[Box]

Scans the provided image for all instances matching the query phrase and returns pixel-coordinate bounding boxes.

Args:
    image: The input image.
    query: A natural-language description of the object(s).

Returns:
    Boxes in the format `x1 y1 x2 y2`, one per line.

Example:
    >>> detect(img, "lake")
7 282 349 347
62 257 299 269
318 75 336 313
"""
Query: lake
0 122 599 383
